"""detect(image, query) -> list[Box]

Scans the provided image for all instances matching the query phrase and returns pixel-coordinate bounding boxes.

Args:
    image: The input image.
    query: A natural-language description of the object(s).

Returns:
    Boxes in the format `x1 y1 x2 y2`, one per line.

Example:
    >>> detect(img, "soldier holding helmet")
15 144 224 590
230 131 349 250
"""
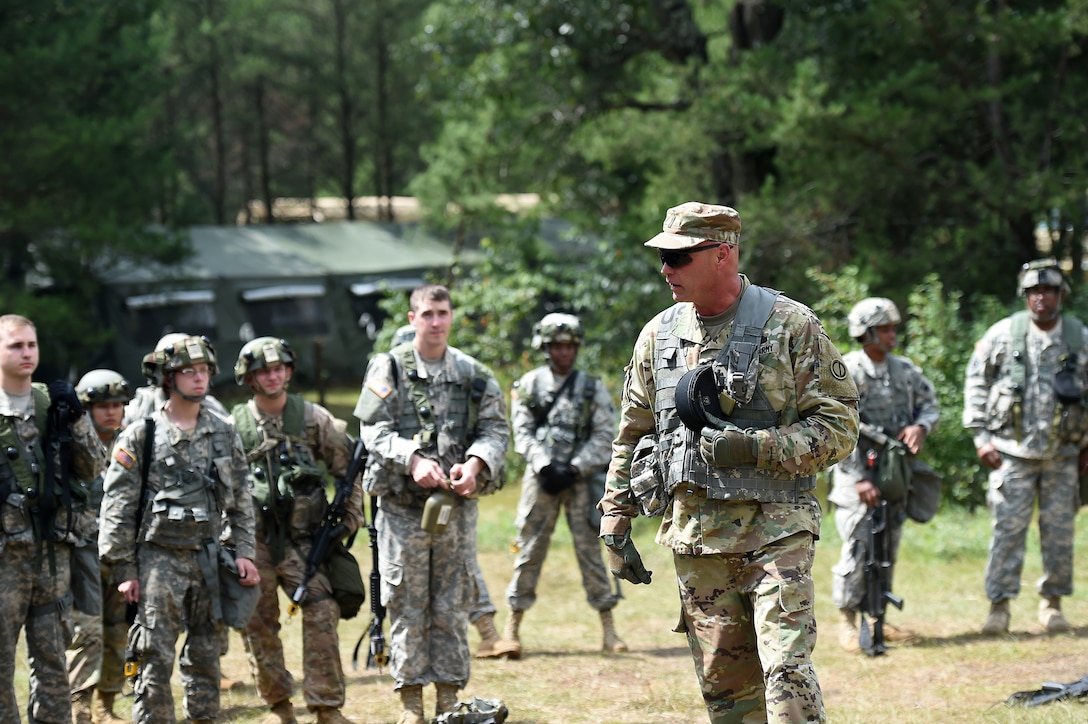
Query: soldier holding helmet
232 337 362 724
828 298 940 653
964 258 1088 635
99 335 258 723
69 369 134 723
494 313 625 659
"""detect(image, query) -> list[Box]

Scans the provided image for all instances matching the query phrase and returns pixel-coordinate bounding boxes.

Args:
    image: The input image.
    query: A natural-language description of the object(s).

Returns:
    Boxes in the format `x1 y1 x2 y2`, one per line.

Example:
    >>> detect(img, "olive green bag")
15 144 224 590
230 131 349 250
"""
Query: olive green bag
875 439 911 504
327 542 366 619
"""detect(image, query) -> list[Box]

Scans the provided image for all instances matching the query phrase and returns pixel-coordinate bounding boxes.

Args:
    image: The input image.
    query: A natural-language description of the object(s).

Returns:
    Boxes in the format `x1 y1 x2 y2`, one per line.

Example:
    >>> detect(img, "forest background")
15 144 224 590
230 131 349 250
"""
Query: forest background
5 0 1088 509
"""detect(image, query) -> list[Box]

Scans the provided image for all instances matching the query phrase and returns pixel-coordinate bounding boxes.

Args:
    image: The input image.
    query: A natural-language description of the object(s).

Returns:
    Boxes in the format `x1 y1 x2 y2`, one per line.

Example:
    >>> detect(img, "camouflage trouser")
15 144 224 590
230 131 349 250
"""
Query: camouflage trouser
0 541 74 724
674 533 825 724
466 501 496 624
378 502 472 690
243 537 344 708
830 502 906 612
505 474 618 612
129 544 220 723
985 453 1077 602
68 560 129 696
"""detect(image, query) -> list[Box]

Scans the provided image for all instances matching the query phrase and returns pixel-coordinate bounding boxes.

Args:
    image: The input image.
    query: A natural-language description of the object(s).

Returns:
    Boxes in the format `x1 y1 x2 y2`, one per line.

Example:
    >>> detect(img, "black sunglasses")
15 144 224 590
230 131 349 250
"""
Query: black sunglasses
658 243 723 269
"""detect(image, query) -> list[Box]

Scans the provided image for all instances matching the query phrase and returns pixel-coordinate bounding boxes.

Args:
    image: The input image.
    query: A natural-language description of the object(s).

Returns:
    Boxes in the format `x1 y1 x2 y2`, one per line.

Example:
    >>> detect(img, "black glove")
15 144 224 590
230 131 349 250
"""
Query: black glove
698 423 757 467
602 531 652 585
47 380 83 423
539 462 578 495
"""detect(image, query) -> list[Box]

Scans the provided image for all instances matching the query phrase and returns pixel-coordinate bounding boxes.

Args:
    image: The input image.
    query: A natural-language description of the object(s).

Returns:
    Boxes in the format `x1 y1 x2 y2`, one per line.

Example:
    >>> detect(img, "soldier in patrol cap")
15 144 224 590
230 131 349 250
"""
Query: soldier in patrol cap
828 298 940 653
598 202 859 722
69 369 134 723
99 335 259 723
964 258 1088 635
232 337 362 724
494 312 624 659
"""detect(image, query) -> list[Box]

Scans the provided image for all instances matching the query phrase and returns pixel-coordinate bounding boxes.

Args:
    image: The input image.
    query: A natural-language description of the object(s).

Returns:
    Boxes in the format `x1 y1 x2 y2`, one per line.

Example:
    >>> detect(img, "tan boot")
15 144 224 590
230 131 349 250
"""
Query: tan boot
72 689 93 724
1040 596 1071 633
493 608 524 659
981 599 1011 636
314 707 355 724
397 685 425 724
435 683 460 717
261 699 298 724
838 609 861 653
92 690 126 724
473 612 504 658
600 609 628 653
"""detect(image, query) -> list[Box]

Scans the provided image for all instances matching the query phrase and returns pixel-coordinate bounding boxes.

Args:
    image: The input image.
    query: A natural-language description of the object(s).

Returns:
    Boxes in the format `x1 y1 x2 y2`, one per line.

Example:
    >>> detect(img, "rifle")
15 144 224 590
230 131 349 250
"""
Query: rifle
352 492 388 671
858 489 904 656
289 436 367 612
1007 676 1088 707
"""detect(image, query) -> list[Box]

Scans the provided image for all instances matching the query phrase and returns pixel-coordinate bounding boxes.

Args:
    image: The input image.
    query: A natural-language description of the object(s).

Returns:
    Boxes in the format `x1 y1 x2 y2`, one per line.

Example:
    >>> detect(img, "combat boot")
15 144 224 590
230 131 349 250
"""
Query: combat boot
435 683 460 718
261 699 298 724
1039 596 1071 634
314 706 355 724
600 609 628 653
838 609 861 653
473 612 504 658
981 599 1010 636
72 689 93 724
92 690 126 724
397 685 425 724
493 608 524 659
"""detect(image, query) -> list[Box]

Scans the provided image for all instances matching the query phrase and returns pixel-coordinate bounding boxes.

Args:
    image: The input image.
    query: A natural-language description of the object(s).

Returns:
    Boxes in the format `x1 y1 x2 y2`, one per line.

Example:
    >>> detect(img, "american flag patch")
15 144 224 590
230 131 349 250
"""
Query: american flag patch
114 447 136 470
368 380 392 399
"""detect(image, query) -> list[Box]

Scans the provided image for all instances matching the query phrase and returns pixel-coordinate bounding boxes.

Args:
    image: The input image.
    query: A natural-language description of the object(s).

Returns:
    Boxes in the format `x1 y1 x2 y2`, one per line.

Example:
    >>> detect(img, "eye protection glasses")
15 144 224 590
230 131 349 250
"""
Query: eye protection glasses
657 243 723 269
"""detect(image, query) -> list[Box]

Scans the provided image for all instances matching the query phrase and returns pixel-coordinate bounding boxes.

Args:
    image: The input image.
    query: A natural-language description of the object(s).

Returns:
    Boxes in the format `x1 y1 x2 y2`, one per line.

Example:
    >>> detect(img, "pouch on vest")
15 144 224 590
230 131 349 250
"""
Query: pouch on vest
875 439 911 503
327 542 366 619
218 546 260 628
629 435 668 517
70 544 102 616
1054 357 1084 405
905 459 941 523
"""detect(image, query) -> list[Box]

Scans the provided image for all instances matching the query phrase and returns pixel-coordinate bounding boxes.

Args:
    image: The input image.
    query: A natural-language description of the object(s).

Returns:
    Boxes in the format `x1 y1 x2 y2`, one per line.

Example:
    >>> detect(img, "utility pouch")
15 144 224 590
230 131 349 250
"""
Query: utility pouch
905 460 942 523
327 542 366 619
70 544 103 616
1 492 29 535
1054 358 1084 406
874 439 911 504
629 435 668 517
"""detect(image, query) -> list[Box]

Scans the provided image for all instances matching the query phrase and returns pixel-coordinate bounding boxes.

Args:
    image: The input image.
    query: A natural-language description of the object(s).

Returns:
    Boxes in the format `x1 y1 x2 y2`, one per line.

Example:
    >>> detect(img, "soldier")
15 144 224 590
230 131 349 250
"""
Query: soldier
828 298 941 652
232 337 362 724
496 313 625 658
598 203 859 723
355 284 509 724
123 332 229 426
69 370 134 723
99 335 259 723
0 314 106 724
963 258 1088 635
386 323 504 659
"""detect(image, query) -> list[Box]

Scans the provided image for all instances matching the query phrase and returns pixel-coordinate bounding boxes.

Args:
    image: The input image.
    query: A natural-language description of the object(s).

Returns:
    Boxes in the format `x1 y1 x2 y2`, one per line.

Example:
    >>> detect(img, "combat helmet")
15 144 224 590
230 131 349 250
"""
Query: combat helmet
141 332 194 385
144 335 218 385
391 324 416 348
531 313 584 350
1017 258 1070 296
76 369 133 405
847 298 902 339
235 337 296 384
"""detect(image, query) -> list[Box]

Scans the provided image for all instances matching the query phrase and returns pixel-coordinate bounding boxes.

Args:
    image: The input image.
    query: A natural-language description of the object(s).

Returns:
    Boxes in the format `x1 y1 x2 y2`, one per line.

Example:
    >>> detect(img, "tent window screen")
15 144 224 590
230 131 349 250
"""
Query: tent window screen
242 285 328 335
126 291 217 347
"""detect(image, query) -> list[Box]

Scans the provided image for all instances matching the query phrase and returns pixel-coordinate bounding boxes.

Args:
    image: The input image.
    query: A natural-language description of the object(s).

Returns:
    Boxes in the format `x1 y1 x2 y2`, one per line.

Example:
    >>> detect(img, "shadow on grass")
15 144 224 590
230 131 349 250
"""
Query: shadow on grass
505 645 690 660
904 625 1085 648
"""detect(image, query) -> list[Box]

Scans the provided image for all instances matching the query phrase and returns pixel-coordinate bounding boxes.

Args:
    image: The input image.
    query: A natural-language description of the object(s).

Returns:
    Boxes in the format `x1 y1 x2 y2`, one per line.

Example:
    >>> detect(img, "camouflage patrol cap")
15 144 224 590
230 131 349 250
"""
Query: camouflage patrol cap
645 202 742 250
1017 257 1070 296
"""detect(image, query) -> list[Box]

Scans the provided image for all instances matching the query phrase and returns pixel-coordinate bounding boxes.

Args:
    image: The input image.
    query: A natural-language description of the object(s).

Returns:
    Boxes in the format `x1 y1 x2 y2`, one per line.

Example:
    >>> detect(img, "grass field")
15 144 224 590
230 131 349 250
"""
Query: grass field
17 388 1088 722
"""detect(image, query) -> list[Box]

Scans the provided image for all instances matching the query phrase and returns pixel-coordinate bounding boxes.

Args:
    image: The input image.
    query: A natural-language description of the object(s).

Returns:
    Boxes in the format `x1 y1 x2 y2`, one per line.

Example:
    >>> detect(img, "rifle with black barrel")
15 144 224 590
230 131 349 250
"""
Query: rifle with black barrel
352 490 388 671
289 436 367 612
858 449 904 657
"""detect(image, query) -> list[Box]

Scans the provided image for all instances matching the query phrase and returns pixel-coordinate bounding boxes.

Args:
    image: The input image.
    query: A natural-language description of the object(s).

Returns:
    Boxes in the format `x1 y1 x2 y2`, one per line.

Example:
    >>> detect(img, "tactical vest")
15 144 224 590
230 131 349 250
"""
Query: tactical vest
1008 311 1084 396
521 369 598 464
379 345 491 504
139 415 234 550
653 285 815 503
856 355 917 435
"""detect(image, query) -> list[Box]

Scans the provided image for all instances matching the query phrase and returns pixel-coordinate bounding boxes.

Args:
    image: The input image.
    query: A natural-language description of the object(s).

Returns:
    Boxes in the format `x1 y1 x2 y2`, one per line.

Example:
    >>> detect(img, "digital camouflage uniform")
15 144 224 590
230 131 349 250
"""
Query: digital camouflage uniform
507 366 618 612
0 388 105 724
599 277 859 723
963 312 1088 605
232 396 364 711
123 385 229 427
354 343 508 693
828 350 940 611
99 406 256 723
